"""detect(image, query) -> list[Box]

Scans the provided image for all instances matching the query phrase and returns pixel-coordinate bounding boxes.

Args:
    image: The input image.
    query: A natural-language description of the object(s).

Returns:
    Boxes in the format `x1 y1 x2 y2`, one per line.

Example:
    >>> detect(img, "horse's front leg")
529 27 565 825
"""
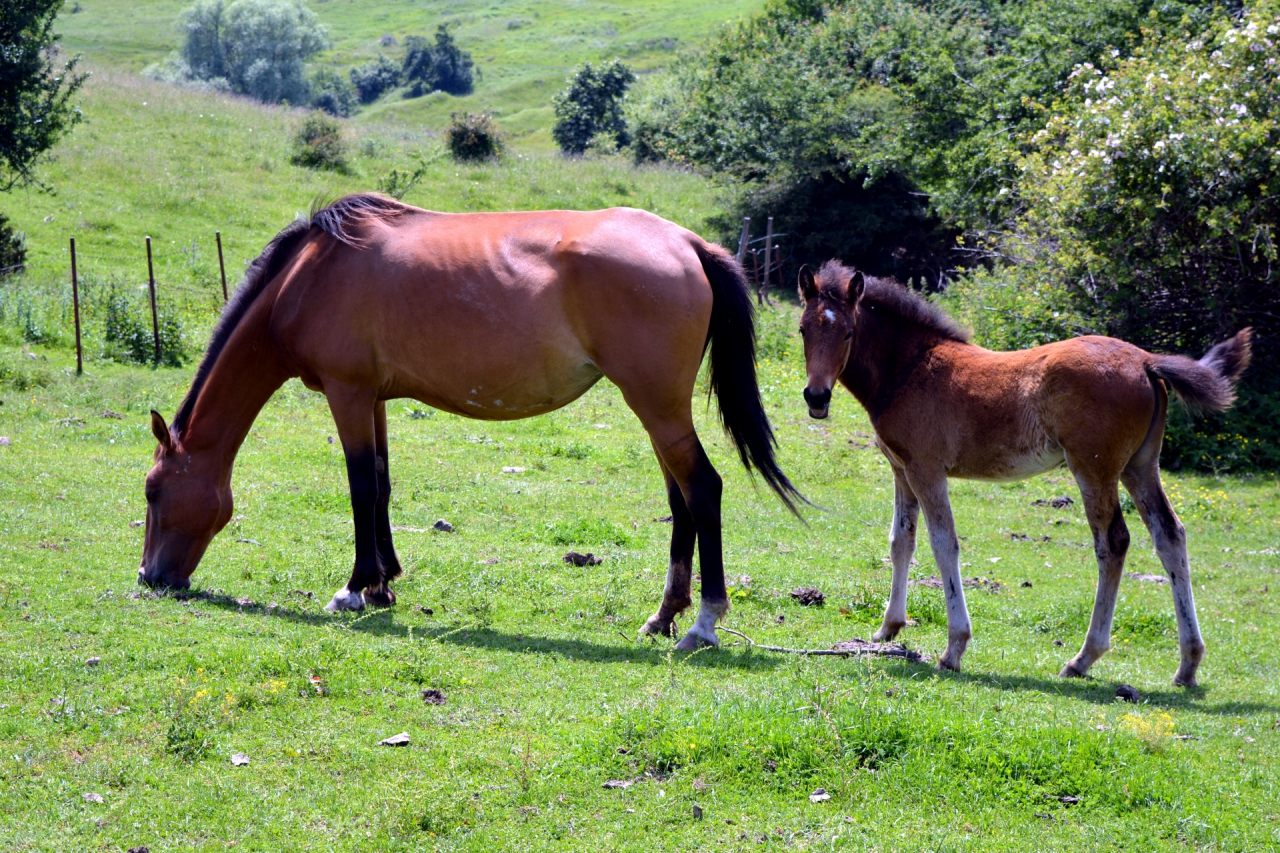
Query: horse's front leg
323 384 381 613
908 472 971 671
639 459 695 638
364 401 402 608
874 465 920 641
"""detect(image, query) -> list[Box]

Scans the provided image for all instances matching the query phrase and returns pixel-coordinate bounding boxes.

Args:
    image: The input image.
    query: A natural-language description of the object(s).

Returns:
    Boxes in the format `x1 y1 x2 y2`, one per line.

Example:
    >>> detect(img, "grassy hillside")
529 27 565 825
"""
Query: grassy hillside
57 0 761 147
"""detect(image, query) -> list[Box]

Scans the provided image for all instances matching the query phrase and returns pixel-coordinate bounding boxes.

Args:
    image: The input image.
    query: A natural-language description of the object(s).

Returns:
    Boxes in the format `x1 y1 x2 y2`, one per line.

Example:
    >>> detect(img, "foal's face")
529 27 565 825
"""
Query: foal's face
797 265 863 419
138 411 232 589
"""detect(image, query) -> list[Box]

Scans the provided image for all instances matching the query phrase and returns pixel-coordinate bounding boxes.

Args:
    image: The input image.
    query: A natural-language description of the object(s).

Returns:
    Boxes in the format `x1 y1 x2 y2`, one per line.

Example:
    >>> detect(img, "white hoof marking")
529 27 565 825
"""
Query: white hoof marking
325 588 365 613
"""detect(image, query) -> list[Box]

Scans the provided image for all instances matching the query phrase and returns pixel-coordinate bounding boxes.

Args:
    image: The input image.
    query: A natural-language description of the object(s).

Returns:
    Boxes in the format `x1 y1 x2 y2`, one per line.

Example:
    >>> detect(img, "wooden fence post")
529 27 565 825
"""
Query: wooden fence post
216 231 228 303
145 236 160 364
760 217 774 305
70 238 83 376
736 217 751 264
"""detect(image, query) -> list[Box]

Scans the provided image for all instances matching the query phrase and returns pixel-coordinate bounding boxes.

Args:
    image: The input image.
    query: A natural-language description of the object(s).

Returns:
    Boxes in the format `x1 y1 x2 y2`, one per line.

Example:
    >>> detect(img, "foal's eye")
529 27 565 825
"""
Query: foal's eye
844 332 853 341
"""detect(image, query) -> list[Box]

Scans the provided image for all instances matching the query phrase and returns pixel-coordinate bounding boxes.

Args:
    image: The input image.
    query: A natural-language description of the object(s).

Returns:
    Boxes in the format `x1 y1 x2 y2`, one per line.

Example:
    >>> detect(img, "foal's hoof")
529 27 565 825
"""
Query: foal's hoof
1172 671 1199 689
674 628 719 652
638 614 677 639
364 585 396 608
937 657 962 673
872 623 904 642
324 588 365 613
1058 661 1089 679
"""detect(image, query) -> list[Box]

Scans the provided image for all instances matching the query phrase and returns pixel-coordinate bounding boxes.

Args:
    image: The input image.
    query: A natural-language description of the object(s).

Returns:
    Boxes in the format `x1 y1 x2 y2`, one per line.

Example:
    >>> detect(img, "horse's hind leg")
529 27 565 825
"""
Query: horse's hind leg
639 457 695 638
323 384 381 613
364 401 402 608
1123 465 1204 687
1060 474 1129 679
874 465 919 642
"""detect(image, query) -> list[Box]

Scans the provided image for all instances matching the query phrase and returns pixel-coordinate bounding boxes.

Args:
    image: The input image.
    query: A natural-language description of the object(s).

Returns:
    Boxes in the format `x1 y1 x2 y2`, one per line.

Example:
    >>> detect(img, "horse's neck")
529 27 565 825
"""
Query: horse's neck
179 308 293 475
843 305 933 415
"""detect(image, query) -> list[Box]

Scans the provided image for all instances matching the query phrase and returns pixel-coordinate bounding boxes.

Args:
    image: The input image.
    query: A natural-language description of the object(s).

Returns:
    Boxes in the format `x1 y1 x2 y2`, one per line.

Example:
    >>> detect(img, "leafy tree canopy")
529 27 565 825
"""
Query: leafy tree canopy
402 26 475 97
552 59 635 156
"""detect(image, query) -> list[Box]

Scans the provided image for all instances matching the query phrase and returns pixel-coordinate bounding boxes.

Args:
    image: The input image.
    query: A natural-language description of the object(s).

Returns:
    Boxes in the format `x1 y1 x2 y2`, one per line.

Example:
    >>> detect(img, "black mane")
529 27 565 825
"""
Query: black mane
815 260 969 343
171 194 410 436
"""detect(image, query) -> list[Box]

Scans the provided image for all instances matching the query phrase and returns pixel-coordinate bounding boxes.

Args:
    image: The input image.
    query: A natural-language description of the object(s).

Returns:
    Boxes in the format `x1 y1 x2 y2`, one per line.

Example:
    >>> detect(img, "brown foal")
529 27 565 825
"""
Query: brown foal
140 195 802 651
799 261 1251 686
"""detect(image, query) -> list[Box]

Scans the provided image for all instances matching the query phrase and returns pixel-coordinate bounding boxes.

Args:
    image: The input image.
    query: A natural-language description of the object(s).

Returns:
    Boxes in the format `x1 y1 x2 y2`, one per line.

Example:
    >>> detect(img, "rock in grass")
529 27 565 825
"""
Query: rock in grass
432 519 453 533
85 656 100 666
82 792 104 803
501 466 526 474
563 551 602 567
127 848 150 853
791 587 825 607
809 788 831 803
1032 495 1075 508
231 752 250 766
602 779 633 790
1115 684 1141 703
421 688 446 705
379 732 410 747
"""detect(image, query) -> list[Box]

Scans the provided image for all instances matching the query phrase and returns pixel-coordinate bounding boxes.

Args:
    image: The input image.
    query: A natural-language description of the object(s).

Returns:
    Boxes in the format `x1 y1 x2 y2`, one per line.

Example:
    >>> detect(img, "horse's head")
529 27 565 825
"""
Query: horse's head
797 264 863 419
138 410 232 589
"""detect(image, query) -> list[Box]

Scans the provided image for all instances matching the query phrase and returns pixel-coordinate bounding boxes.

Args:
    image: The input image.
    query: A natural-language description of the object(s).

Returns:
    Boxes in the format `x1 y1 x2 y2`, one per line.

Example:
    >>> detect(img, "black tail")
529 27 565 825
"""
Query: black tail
1148 328 1253 416
696 242 806 517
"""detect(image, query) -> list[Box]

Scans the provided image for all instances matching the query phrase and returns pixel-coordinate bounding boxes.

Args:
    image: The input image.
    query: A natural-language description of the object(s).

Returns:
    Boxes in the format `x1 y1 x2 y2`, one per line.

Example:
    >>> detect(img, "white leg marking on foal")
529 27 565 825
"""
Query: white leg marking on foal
675 602 725 651
325 588 366 613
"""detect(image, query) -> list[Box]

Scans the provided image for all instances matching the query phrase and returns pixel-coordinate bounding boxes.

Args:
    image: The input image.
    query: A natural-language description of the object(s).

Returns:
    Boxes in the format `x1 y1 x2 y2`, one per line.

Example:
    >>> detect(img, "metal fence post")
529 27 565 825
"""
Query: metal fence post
70 238 83 376
145 236 160 364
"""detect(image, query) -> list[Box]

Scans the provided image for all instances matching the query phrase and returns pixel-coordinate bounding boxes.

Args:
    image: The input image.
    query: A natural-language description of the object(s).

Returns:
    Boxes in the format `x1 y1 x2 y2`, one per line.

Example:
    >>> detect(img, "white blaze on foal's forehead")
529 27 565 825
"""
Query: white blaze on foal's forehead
823 309 836 322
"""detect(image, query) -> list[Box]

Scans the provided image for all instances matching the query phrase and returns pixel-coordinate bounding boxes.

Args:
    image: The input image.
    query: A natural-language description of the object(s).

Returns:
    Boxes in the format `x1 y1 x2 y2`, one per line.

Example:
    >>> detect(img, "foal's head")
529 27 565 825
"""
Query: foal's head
139 411 232 589
797 263 863 419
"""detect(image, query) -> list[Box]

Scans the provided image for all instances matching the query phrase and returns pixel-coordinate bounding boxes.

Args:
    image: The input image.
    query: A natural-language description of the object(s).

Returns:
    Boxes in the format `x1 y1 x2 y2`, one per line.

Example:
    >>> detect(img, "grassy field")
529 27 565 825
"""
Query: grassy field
1 301 1279 850
56 0 761 148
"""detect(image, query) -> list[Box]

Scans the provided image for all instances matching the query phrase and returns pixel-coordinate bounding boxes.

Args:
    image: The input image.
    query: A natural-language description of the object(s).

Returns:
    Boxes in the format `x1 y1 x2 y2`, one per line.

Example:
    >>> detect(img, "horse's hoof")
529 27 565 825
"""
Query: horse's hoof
324 588 365 613
937 659 961 673
674 629 718 652
364 585 396 608
638 615 676 639
872 623 903 642
1172 672 1199 689
1058 661 1089 679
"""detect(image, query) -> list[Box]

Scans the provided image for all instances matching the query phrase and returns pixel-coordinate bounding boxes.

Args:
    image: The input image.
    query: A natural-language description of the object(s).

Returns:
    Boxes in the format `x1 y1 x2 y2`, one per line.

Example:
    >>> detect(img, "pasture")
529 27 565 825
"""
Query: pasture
1 305 1279 850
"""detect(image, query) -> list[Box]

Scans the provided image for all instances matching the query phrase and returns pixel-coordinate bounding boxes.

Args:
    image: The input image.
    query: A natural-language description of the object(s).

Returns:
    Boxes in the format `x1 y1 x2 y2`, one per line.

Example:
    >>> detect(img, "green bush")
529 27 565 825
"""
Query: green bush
401 25 474 98
0 213 25 278
349 54 399 103
444 112 503 162
103 291 187 367
309 67 355 117
290 111 348 171
552 60 634 155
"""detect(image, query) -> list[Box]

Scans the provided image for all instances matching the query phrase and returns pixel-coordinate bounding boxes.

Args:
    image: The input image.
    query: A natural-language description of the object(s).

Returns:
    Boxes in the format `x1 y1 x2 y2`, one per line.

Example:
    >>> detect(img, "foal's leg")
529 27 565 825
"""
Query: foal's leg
906 472 971 671
1123 465 1204 687
364 401 402 608
1060 476 1129 678
323 384 381 613
639 457 696 638
873 465 919 642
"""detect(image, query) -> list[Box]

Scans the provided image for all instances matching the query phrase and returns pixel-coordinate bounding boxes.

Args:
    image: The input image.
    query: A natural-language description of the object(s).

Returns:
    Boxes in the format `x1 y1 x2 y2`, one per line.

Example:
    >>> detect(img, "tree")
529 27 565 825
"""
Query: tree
1 0 87 191
178 0 329 104
551 60 634 155
402 26 475 98
310 67 355 117
349 55 400 103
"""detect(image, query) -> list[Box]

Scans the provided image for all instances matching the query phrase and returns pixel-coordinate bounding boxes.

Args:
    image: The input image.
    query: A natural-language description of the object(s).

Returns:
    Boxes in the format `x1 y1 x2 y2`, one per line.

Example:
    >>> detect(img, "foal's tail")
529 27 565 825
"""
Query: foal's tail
696 242 806 517
1148 328 1253 415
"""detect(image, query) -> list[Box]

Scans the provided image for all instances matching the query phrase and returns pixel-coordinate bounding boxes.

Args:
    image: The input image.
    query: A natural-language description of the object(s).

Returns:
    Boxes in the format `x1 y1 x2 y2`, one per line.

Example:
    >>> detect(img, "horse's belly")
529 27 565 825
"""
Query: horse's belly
392 350 604 421
951 442 1066 482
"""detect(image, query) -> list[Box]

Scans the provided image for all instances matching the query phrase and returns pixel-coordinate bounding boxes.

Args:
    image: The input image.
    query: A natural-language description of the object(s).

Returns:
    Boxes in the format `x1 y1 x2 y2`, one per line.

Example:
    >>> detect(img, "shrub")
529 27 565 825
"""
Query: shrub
402 25 475 98
309 67 355 117
551 59 634 155
349 54 399 103
0 213 25 278
177 0 329 104
290 111 348 171
445 112 503 162
103 291 187 367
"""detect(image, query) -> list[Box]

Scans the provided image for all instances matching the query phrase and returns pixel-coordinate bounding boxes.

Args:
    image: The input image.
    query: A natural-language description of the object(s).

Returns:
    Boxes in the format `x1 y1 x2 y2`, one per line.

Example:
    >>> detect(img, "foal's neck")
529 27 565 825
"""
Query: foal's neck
842 301 942 419
179 299 294 476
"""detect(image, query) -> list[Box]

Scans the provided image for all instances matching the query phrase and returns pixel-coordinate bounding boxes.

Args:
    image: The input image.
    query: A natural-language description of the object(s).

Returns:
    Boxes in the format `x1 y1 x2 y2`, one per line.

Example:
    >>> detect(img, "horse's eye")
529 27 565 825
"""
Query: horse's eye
799 326 806 336
145 489 159 504
844 332 853 341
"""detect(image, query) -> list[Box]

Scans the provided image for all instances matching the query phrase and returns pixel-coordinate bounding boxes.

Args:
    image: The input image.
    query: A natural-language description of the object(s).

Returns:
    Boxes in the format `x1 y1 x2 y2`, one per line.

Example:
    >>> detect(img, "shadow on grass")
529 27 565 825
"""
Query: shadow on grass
160 589 782 672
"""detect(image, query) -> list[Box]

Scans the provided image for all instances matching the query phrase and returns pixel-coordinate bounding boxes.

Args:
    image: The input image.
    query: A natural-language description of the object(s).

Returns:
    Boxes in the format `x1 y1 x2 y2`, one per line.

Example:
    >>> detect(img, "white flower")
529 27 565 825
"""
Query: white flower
1232 103 1249 116
1197 72 1212 83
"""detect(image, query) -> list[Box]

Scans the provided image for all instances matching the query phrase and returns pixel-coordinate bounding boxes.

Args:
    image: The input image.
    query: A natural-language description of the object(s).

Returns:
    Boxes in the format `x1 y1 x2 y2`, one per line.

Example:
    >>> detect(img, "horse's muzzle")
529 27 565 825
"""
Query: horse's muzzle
137 563 191 590
803 386 831 419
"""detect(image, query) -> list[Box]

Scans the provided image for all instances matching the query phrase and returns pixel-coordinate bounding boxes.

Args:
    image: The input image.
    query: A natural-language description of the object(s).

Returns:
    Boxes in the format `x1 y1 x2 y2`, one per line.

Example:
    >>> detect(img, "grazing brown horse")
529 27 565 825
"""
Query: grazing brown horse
140 194 802 651
798 261 1251 686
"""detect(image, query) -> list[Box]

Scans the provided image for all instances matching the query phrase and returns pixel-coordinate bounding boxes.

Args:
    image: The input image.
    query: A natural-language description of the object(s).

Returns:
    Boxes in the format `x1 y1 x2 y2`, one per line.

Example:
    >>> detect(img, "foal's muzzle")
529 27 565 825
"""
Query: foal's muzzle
803 386 831 419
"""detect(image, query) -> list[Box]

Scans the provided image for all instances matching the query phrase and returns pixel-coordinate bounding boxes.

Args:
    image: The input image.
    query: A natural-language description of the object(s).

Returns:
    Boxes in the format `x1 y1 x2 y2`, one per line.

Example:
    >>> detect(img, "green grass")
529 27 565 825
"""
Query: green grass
2 305 1279 851
56 0 761 148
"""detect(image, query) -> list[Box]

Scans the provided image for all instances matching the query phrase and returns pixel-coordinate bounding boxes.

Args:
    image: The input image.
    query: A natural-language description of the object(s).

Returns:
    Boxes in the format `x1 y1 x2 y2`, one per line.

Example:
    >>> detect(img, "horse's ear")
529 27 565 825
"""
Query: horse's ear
150 410 173 453
798 265 818 303
847 271 865 304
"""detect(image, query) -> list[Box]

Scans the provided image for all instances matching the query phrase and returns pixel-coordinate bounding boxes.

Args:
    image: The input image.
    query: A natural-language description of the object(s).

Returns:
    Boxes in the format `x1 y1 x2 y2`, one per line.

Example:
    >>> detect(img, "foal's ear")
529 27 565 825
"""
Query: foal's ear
847 271 865 304
150 410 174 453
797 265 819 303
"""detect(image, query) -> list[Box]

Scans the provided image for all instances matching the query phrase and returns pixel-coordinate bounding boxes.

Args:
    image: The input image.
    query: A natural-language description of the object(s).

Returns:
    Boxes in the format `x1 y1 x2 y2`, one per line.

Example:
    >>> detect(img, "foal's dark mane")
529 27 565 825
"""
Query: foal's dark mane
816 260 969 343
171 194 410 435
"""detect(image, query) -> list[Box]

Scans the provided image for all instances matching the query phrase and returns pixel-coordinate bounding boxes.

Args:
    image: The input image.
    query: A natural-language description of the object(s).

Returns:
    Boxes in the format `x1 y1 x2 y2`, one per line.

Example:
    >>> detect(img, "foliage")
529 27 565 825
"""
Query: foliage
175 0 329 104
0 0 87 191
445 112 504 162
552 59 635 155
308 67 355 117
348 54 399 104
103 290 187 367
401 25 475 98
0 213 26 278
289 110 348 172
972 2 1280 470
